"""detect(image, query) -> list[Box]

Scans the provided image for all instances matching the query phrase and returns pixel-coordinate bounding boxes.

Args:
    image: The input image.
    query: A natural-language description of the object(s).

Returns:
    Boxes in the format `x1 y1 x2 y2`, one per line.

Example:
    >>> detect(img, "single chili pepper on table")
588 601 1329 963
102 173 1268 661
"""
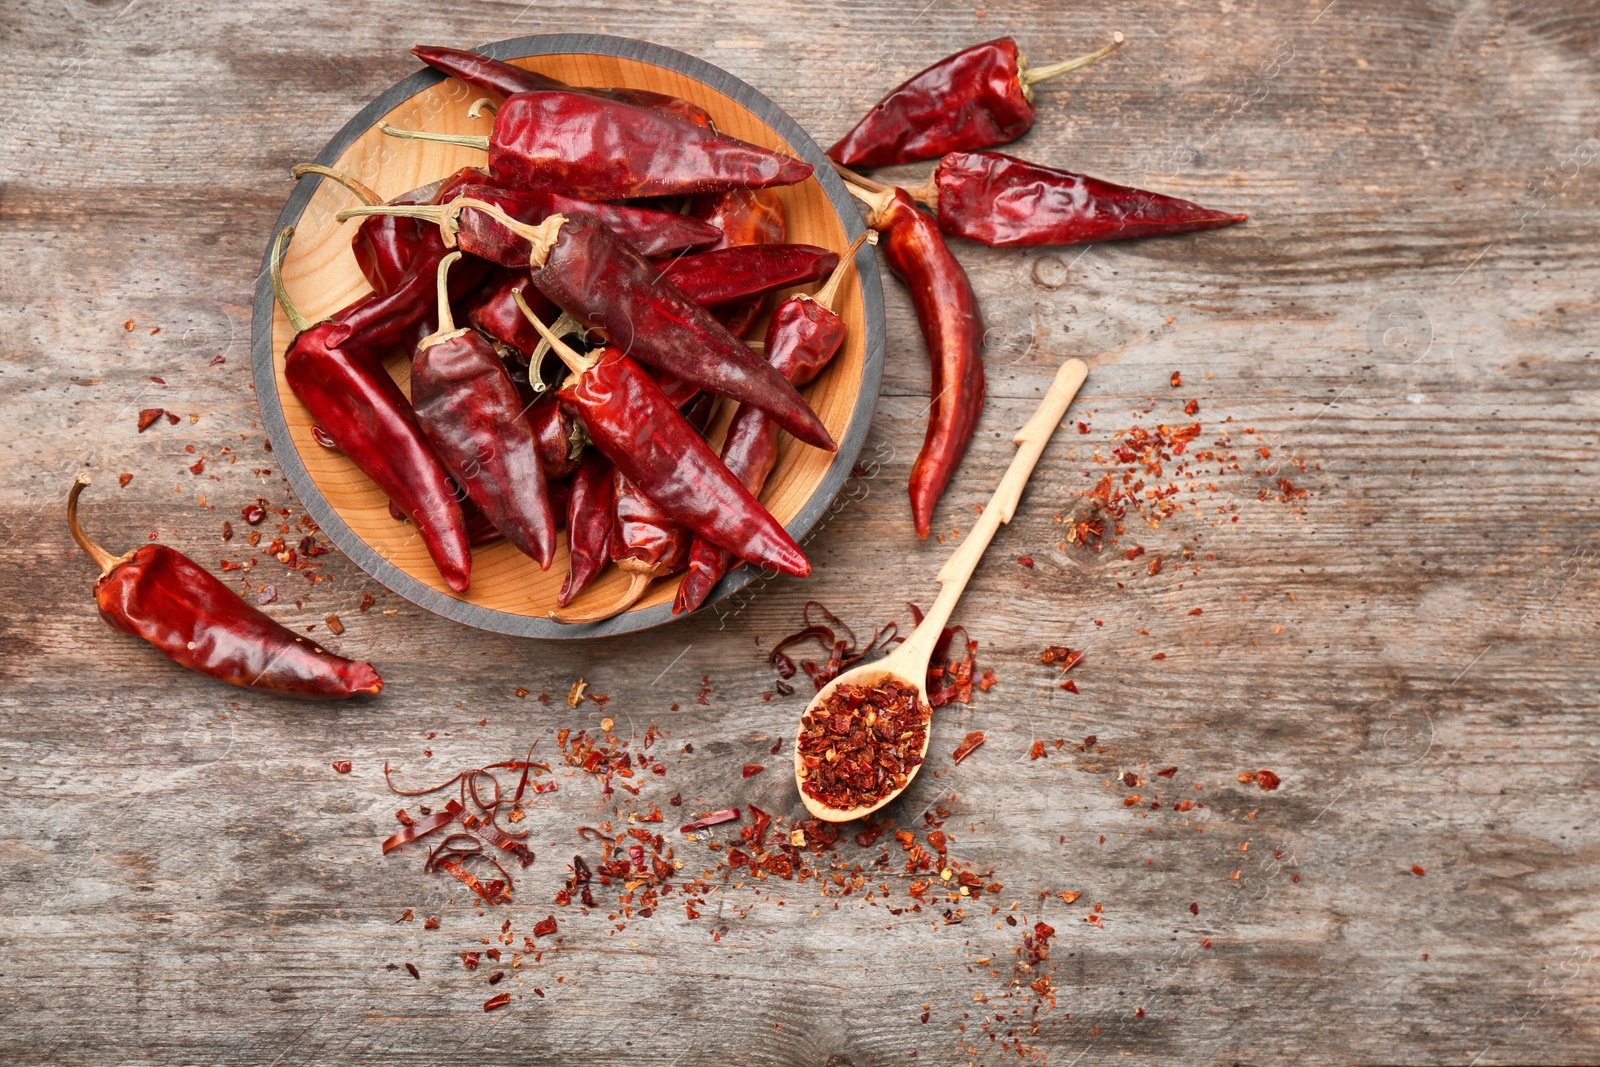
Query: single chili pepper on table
411 251 558 569
290 164 422 295
829 33 1124 168
67 475 382 698
838 152 1247 247
270 226 472 591
847 183 986 538
674 231 872 614
379 91 812 199
559 451 617 607
521 307 810 579
655 244 839 308
411 44 716 129
471 206 834 451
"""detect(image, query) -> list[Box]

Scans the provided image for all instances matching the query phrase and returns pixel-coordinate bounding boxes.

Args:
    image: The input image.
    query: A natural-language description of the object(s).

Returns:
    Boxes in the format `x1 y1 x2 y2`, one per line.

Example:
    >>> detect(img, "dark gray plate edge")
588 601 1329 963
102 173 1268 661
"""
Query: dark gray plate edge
252 33 885 640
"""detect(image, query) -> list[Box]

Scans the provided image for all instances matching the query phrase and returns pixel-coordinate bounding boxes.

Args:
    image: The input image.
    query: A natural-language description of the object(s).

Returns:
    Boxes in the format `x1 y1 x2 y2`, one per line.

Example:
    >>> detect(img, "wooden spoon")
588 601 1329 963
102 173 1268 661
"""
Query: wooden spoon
794 359 1089 822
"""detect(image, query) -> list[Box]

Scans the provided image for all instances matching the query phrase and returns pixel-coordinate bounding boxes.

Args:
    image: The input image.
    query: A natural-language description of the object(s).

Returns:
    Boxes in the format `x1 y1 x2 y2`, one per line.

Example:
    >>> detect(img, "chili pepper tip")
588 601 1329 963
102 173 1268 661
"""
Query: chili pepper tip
550 571 652 624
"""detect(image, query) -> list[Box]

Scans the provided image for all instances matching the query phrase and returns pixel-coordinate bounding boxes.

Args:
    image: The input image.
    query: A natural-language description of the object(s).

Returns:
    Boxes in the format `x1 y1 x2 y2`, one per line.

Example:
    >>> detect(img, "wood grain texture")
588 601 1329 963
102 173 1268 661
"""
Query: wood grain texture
2 0 1599 1064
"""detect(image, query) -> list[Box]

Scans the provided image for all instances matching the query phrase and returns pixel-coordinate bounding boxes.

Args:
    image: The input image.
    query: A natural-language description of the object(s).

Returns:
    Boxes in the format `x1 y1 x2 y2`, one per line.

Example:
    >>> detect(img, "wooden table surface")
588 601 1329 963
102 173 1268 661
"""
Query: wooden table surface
4 0 1597 1063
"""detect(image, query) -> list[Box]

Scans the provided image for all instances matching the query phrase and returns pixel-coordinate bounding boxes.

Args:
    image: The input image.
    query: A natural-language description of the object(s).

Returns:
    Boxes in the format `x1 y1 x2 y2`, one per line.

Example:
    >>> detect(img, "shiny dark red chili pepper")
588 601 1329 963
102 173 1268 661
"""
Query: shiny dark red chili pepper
457 182 721 259
380 92 812 199
904 151 1247 247
829 34 1123 168
691 188 786 249
674 233 870 614
466 270 556 359
521 211 834 452
559 451 615 608
270 227 472 591
290 164 422 295
411 44 716 129
67 475 382 698
849 184 985 538
656 244 838 308
411 252 557 568
523 312 809 579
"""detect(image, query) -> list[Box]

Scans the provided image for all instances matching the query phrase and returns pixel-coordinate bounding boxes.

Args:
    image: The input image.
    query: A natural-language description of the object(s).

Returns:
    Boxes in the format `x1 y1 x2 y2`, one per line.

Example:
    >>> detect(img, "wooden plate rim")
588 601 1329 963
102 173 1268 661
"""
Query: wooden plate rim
250 33 886 640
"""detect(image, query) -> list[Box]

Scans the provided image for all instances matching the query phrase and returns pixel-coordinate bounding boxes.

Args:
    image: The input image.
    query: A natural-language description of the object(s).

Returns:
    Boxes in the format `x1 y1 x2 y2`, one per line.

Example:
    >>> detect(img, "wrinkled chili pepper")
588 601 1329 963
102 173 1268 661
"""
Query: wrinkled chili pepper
454 181 721 259
656 244 838 308
829 33 1123 168
674 232 871 614
688 187 785 334
465 269 557 360
411 44 715 128
858 151 1247 247
848 184 985 537
559 451 616 608
270 227 472 590
525 391 584 479
67 474 382 698
290 164 423 295
521 211 835 452
380 91 811 199
521 305 809 579
412 251 557 568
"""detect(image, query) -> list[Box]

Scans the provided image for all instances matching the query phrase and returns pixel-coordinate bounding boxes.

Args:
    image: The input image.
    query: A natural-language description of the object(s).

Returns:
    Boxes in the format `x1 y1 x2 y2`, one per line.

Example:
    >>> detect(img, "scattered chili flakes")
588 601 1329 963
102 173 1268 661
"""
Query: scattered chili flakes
1239 769 1282 791
423 917 439 930
741 764 764 778
1028 740 1045 760
166 411 180 425
331 760 351 774
951 731 986 765
242 504 265 525
118 473 134 487
483 992 511 1012
1412 865 1425 877
532 916 557 938
324 614 344 635
567 679 587 707
359 593 375 612
1170 371 1183 387
137 408 164 432
515 687 528 699
189 458 205 475
1157 767 1178 778
1016 556 1034 568
395 909 414 923
1147 556 1163 576
405 963 420 980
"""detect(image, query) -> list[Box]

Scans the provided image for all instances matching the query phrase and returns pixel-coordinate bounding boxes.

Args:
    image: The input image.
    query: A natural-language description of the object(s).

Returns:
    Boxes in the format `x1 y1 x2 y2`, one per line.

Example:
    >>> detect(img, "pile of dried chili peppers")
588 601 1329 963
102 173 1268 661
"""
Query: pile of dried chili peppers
261 44 880 623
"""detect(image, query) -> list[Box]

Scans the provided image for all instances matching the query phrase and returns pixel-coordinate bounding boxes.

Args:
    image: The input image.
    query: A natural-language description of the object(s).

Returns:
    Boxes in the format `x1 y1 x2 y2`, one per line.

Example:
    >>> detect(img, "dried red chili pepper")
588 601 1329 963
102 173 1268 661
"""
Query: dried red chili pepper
674 232 871 614
522 306 809 579
655 244 838 308
558 451 615 608
689 187 786 336
380 91 811 199
68 475 382 698
454 181 721 260
829 33 1124 167
848 184 985 537
411 44 715 128
507 210 834 451
411 251 557 568
465 270 557 360
524 392 584 479
869 151 1246 247
269 227 472 590
290 164 422 294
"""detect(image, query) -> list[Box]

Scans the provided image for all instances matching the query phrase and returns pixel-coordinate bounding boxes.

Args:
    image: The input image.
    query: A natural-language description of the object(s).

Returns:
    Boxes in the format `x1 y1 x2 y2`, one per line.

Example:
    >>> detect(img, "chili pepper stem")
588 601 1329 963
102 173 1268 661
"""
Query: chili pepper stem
811 229 876 311
843 182 896 230
334 200 564 268
907 173 940 213
419 251 469 350
268 226 311 334
550 571 652 624
1017 32 1125 101
289 163 379 205
830 160 888 192
67 474 130 577
377 121 490 151
528 310 583 376
467 97 498 120
516 293 596 381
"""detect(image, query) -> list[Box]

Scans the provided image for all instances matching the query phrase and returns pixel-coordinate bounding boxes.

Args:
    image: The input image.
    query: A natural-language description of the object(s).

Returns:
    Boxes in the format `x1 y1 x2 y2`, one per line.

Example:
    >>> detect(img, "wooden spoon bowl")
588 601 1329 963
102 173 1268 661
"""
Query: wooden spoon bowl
251 35 885 638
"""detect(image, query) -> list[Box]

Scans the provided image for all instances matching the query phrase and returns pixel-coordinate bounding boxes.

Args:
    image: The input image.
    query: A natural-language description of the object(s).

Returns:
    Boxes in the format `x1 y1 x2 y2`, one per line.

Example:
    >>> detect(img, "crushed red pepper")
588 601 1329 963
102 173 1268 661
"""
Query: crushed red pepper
951 731 987 765
797 680 931 811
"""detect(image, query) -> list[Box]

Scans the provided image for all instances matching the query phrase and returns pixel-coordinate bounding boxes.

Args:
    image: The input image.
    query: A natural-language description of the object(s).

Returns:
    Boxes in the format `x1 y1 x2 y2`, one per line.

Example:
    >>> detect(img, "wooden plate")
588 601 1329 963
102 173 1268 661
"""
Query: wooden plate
251 34 885 639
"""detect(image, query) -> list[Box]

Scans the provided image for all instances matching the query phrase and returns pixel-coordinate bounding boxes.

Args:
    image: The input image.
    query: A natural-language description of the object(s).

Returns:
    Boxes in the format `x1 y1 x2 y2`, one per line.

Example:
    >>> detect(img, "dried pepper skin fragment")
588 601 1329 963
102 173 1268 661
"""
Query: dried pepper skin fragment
828 35 1122 168
926 151 1247 247
797 680 931 811
68 477 381 699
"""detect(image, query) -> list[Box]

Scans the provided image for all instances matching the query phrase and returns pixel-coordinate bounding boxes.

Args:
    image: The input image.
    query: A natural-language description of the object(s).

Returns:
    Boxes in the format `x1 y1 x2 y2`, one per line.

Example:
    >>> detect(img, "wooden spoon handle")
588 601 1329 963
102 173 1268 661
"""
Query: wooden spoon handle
900 359 1088 666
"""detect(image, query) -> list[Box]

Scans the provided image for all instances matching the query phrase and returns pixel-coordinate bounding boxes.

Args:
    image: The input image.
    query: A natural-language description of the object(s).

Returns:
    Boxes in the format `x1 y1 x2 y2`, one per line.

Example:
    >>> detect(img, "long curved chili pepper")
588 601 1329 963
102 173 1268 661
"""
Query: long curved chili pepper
521 308 809 579
559 451 616 607
271 227 472 591
379 91 812 199
412 251 557 568
519 211 835 452
656 244 838 308
848 184 985 538
848 152 1247 247
556 390 719 624
829 33 1123 168
674 232 872 614
411 44 715 129
67 475 382 698
290 164 422 295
